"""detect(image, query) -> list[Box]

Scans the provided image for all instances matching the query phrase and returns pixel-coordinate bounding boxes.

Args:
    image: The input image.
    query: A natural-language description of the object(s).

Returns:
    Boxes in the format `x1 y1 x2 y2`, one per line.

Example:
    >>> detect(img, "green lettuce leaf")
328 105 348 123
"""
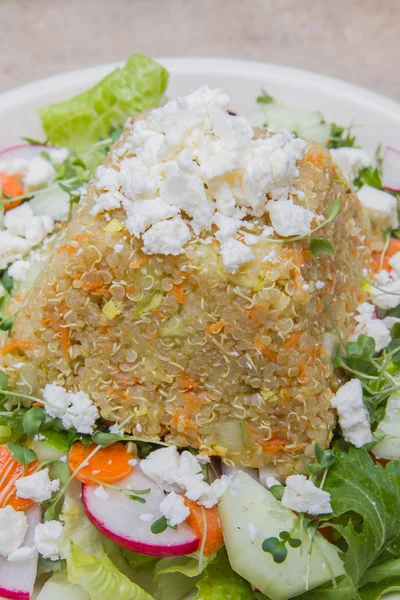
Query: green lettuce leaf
323 447 400 588
295 575 355 600
358 558 400 599
38 53 168 149
67 544 154 600
153 554 212 600
194 550 255 600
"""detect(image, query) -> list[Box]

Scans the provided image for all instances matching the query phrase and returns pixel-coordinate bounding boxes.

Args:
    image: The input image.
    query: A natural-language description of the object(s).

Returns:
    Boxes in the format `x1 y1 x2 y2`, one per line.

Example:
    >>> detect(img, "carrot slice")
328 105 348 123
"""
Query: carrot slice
183 497 224 556
0 173 24 211
371 238 400 273
68 442 133 485
0 445 39 511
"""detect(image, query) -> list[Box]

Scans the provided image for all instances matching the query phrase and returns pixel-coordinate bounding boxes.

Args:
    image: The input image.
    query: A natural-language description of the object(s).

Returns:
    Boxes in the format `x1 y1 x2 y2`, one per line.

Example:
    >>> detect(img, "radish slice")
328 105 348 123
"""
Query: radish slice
82 469 199 557
0 506 40 600
0 144 51 162
382 146 400 193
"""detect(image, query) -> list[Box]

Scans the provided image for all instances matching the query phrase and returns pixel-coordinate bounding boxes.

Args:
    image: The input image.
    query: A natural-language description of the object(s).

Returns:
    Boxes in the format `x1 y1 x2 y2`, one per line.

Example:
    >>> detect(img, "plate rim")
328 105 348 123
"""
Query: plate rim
1 56 400 118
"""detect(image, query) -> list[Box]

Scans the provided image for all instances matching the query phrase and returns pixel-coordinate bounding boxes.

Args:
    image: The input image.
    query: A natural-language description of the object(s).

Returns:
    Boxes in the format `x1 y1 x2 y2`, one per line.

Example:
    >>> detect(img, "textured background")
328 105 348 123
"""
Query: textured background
0 0 399 99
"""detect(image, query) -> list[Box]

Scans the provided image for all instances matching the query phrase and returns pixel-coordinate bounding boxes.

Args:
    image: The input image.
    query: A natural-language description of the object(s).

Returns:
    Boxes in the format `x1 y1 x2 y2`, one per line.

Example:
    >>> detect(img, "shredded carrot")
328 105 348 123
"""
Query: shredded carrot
68 442 133 485
371 238 400 273
57 244 77 256
60 327 69 362
176 376 200 389
171 284 186 304
0 173 24 212
306 151 324 166
256 344 277 363
0 445 39 511
74 231 93 242
205 320 225 335
282 331 301 349
0 341 38 356
129 256 149 269
183 497 223 556
183 391 198 405
32 401 44 407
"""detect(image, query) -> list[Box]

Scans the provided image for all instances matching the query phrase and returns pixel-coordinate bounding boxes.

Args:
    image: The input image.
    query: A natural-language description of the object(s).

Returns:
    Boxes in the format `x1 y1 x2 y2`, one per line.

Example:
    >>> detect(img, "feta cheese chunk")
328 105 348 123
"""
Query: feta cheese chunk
142 216 191 256
0 506 27 557
7 545 36 562
34 521 64 561
330 147 371 183
389 251 400 273
282 475 332 515
4 203 34 236
15 467 60 503
268 199 314 237
159 491 190 526
351 302 391 352
0 231 30 269
220 238 254 274
140 446 182 492
7 259 31 282
25 157 56 191
331 379 373 447
42 384 99 434
358 184 398 230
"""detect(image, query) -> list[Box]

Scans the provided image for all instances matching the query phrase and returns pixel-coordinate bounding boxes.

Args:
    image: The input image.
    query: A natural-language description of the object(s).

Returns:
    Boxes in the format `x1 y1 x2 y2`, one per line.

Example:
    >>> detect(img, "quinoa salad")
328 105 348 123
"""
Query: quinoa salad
0 54 400 600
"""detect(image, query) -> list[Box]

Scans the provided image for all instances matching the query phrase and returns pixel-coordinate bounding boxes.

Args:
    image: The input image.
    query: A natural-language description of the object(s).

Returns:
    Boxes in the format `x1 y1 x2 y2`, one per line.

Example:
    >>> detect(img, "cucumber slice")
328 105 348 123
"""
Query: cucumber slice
37 574 89 600
373 392 400 460
29 185 70 221
218 472 344 600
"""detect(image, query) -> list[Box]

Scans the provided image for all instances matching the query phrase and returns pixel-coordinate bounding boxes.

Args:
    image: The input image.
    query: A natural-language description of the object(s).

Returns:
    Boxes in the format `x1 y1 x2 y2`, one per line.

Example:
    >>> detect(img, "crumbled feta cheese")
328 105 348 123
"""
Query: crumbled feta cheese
114 243 124 254
0 506 27 557
15 467 59 503
0 231 30 270
142 216 191 255
315 280 325 290
91 87 308 270
109 423 123 435
282 474 332 515
243 233 259 245
7 258 31 282
4 204 34 236
0 157 30 176
389 251 400 273
93 486 109 500
351 302 391 351
268 199 314 237
34 521 64 561
382 316 400 330
220 238 254 274
330 147 371 182
371 275 400 310
263 250 280 265
139 513 155 523
331 378 373 447
7 545 36 562
25 157 56 191
136 423 143 433
247 522 261 542
49 147 69 165
128 458 138 466
140 446 182 492
358 184 399 230
302 283 310 291
42 384 98 434
159 491 190 526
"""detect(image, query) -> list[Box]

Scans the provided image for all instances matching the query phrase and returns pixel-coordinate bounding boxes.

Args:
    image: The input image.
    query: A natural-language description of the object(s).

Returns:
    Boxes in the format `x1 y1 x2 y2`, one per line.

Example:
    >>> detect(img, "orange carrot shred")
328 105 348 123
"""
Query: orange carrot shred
205 320 225 335
282 331 301 349
129 256 149 269
172 284 186 304
183 497 223 556
0 341 38 356
60 327 69 361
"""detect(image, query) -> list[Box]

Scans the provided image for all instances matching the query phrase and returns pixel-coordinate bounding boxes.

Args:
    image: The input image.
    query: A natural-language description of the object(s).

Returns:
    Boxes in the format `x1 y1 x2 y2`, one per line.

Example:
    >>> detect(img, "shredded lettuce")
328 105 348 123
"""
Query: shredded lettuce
38 53 168 149
153 554 213 600
67 544 154 600
193 550 255 600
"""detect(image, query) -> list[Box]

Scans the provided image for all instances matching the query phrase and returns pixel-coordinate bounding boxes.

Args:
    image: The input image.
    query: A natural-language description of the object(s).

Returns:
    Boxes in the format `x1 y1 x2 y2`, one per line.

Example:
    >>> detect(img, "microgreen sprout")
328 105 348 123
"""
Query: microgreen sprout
262 530 301 563
310 237 334 257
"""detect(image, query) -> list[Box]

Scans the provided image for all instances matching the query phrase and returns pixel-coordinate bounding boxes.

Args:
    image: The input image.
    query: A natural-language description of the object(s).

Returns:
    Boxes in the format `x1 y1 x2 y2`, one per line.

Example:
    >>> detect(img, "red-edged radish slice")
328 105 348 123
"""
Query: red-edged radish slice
82 469 199 557
0 506 40 600
0 144 58 162
382 146 400 193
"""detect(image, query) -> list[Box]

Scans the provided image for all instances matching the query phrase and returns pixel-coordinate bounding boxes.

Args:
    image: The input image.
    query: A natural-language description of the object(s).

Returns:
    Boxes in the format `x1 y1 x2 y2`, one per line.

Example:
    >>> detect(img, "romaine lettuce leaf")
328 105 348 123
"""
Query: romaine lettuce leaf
67 544 154 600
153 554 212 600
38 53 168 149
194 550 255 600
323 447 400 589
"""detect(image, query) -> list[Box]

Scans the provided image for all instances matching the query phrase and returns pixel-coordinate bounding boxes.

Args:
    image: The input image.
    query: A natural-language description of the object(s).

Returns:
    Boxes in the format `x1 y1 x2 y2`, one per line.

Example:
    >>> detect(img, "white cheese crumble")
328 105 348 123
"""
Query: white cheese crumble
7 545 36 562
220 238 254 273
159 491 190 526
93 486 110 501
389 252 400 273
330 147 371 183
15 467 60 503
358 184 399 230
315 280 325 289
282 474 332 515
371 270 400 310
92 86 308 268
140 446 233 508
267 198 314 237
7 258 31 282
114 243 124 254
0 506 27 557
25 157 56 192
43 384 99 434
351 302 391 352
331 378 373 447
34 520 64 561
265 476 282 489
139 513 155 523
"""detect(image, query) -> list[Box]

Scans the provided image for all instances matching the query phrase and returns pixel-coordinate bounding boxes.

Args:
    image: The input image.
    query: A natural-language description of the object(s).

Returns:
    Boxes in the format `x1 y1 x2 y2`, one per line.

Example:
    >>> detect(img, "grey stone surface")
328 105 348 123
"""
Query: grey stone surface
0 0 399 100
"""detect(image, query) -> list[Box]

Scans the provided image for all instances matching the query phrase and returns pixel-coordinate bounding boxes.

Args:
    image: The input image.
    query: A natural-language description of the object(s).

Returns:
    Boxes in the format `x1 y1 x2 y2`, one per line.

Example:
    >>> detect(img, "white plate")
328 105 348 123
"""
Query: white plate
0 57 399 600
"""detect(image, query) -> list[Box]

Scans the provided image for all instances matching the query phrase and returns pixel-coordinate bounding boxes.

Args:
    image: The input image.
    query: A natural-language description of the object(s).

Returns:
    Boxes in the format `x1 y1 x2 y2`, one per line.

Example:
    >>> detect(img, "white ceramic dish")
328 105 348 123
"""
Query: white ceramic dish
0 57 399 600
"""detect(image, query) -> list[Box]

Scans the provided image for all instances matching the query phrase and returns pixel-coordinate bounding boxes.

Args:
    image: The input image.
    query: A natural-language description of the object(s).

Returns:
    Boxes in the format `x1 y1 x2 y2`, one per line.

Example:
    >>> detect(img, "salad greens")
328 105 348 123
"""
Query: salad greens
38 53 168 149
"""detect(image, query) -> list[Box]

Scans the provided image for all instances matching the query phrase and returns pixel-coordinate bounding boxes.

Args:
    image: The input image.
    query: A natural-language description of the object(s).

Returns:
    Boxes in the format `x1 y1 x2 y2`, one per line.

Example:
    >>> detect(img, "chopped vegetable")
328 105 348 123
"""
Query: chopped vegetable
68 442 133 485
0 444 39 511
183 498 224 556
0 172 24 211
